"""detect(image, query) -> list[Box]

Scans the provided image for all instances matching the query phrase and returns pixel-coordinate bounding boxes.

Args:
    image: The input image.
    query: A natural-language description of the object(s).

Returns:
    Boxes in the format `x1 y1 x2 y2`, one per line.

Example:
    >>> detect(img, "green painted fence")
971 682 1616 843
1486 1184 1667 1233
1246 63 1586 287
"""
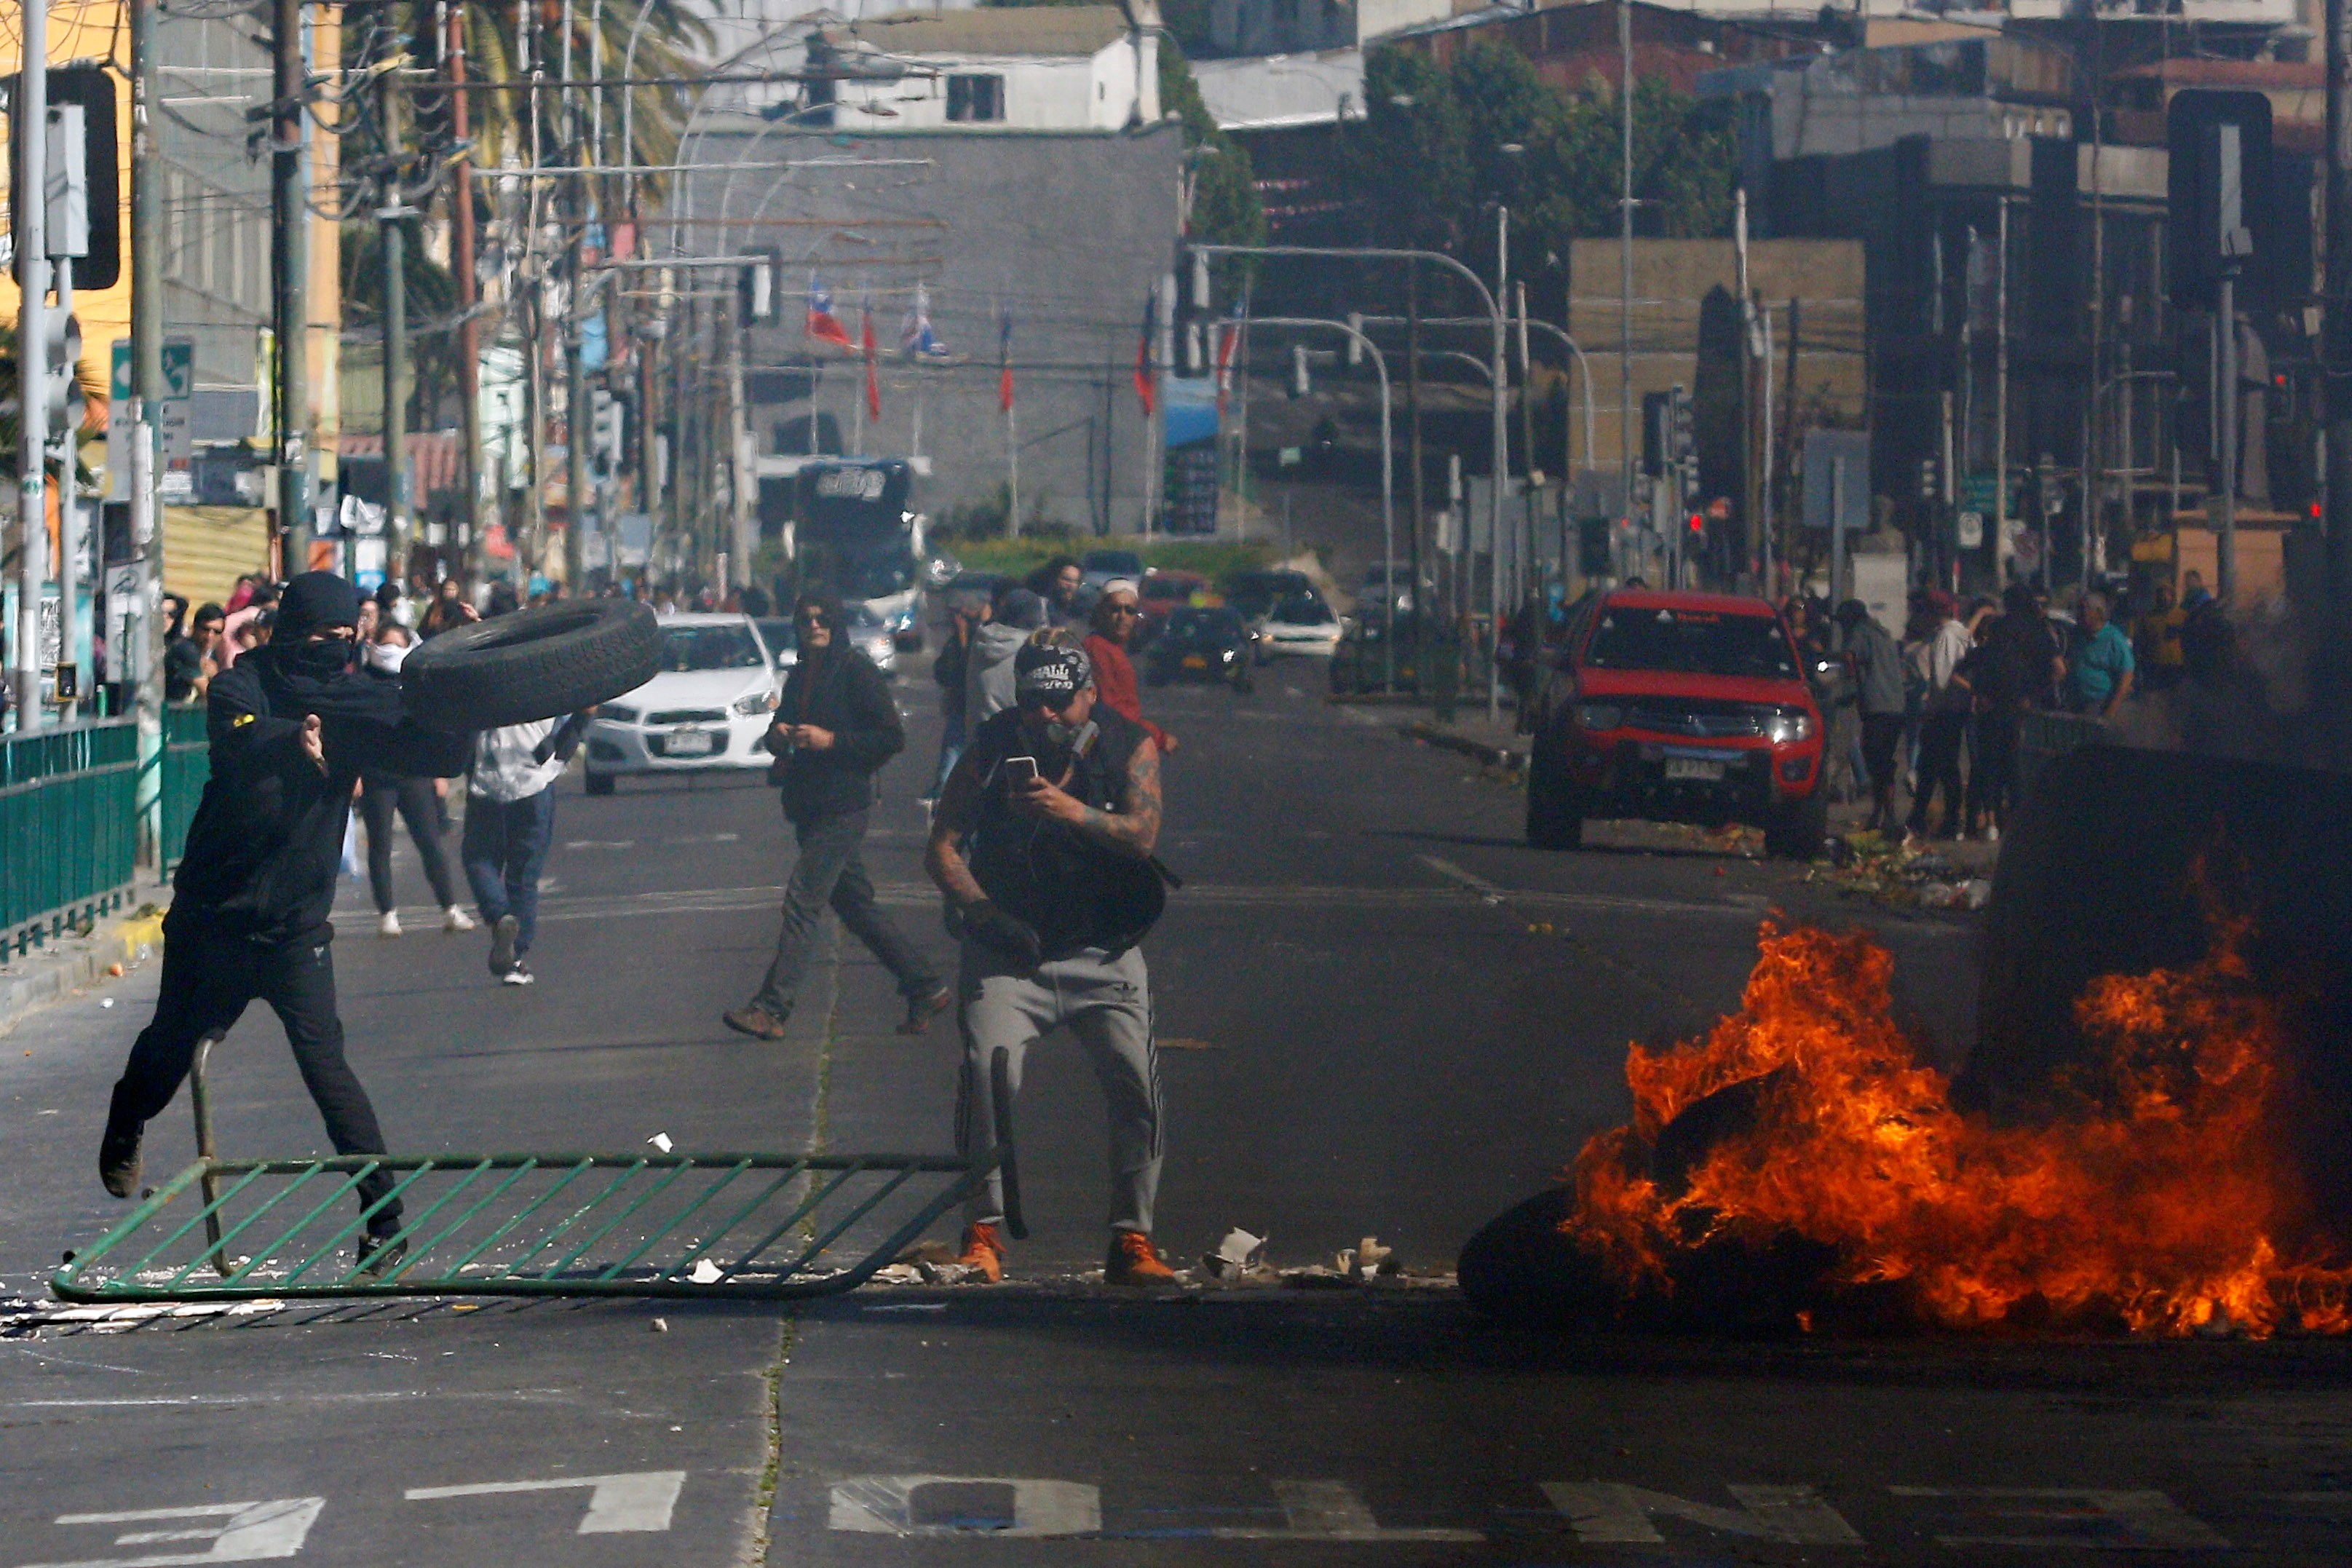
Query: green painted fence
160 704 210 872
1 719 140 958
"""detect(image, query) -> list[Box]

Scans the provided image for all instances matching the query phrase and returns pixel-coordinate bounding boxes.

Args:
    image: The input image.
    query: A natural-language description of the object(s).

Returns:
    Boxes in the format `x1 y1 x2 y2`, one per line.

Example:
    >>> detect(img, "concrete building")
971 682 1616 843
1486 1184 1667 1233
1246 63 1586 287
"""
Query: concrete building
1208 0 1454 58
802 8 1160 133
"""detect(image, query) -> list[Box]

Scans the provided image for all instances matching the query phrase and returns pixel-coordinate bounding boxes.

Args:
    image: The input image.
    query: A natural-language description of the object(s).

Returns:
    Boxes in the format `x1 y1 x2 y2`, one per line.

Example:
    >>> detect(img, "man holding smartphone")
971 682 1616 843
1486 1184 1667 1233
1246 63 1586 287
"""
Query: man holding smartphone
925 635 1176 1286
724 588 950 1041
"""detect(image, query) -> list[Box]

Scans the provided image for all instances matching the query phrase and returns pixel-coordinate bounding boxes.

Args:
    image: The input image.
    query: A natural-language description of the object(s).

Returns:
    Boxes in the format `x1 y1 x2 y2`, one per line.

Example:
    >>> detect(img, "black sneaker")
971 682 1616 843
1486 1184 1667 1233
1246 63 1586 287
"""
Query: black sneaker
356 1230 408 1278
99 1093 143 1200
488 914 519 976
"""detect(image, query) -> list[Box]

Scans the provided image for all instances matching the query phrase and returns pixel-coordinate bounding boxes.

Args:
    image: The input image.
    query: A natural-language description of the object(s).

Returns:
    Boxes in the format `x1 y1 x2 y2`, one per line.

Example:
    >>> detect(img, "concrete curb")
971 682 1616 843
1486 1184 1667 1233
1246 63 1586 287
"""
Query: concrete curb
0 908 167 1038
1399 721 1527 775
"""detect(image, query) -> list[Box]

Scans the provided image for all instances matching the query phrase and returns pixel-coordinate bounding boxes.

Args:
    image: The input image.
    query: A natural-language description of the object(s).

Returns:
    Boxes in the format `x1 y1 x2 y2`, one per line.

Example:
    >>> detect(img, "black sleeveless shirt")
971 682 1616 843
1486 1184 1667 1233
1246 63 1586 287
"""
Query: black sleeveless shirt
962 705 1163 959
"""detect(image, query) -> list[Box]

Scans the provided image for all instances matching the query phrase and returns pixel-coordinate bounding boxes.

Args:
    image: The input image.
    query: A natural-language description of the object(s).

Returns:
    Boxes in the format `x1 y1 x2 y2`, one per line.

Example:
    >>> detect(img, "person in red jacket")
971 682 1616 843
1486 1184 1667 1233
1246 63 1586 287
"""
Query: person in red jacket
1082 579 1177 756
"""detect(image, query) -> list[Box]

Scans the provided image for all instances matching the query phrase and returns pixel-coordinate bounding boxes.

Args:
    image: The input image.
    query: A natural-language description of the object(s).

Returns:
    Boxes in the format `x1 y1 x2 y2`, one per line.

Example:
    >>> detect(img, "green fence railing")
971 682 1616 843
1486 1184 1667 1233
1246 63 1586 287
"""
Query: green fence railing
159 705 210 874
1 719 141 959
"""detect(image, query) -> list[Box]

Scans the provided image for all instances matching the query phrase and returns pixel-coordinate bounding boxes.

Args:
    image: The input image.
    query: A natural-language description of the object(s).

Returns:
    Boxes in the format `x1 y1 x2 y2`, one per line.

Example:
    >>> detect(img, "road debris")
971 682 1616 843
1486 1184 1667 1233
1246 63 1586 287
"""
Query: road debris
1202 1227 1270 1280
1807 831 1993 911
646 1132 673 1153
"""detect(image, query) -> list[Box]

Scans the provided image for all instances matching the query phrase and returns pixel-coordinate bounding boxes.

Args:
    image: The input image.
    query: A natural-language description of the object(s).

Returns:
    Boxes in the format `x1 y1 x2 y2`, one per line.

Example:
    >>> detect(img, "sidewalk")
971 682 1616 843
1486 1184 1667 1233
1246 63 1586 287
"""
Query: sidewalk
1335 695 1530 774
0 906 167 1038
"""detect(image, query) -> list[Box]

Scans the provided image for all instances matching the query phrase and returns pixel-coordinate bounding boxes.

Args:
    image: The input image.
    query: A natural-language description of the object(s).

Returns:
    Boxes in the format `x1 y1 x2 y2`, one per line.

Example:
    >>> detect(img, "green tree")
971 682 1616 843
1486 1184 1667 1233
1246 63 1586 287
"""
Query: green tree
1159 38 1267 265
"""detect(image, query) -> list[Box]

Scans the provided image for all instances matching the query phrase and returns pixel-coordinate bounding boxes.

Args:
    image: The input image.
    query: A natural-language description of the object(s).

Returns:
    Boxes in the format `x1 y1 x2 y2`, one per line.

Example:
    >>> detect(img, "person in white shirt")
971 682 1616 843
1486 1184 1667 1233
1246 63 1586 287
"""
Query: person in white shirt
1904 591 1976 843
463 712 589 984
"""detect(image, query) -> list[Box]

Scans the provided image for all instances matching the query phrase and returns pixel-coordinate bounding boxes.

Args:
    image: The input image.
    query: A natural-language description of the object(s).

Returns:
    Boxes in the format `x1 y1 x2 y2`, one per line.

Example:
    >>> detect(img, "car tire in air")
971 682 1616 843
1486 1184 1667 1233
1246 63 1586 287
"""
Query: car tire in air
404 600 662 731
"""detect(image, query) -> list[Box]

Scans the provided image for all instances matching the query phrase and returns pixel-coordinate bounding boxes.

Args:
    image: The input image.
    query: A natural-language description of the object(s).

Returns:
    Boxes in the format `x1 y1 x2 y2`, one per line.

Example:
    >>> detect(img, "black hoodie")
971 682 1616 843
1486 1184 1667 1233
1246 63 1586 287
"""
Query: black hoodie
171 645 472 940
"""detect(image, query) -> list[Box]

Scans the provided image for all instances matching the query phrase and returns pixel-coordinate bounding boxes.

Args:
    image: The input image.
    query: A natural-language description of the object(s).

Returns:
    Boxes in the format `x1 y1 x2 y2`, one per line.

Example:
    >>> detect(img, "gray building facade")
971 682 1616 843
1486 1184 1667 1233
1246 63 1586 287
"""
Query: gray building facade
678 119 1183 539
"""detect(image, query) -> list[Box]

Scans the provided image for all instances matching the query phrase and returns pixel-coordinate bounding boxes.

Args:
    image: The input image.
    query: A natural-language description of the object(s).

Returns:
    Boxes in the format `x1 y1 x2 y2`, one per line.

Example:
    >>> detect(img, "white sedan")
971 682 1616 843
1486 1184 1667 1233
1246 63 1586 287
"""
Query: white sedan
583 614 780 794
1253 592 1344 660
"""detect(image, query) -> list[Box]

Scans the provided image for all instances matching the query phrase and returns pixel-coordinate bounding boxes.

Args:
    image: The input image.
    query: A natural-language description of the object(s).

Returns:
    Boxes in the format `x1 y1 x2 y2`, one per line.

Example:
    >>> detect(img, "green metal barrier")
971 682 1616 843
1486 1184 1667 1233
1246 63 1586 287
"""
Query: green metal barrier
159 704 210 874
1 718 140 959
53 1047 1026 1304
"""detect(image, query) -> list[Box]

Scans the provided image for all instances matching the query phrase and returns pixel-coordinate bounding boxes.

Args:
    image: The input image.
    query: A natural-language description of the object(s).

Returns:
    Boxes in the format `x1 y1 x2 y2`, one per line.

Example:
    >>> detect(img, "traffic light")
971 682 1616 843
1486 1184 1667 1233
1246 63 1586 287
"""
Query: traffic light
2167 90 2275 311
1290 342 1311 398
740 250 779 325
1918 456 1940 499
1346 312 1364 368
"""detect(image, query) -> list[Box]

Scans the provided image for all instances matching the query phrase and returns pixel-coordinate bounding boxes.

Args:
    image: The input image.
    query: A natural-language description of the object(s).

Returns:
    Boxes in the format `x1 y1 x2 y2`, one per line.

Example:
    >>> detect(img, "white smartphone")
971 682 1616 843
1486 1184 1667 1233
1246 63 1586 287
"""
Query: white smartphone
1003 756 1040 785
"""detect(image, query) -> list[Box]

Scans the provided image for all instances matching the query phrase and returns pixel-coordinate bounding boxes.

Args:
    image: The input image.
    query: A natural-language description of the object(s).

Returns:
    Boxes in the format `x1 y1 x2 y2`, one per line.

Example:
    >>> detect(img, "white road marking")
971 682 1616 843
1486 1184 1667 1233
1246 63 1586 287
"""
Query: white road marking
828 1476 1101 1537
405 1471 684 1534
1889 1487 2230 1550
1543 1482 1862 1545
1417 854 1502 895
20 1498 325 1567
1208 1480 1483 1542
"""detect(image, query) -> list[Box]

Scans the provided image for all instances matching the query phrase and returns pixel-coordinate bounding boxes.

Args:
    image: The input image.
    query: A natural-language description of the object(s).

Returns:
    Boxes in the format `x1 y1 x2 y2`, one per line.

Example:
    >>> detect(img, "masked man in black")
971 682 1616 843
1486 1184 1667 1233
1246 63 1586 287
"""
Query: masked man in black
99 571 472 1271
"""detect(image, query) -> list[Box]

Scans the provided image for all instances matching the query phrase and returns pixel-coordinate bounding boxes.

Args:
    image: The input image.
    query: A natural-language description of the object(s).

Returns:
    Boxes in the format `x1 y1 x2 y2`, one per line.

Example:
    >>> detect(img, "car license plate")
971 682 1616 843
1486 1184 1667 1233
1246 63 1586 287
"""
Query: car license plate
1664 756 1725 782
1181 654 1207 670
665 729 716 757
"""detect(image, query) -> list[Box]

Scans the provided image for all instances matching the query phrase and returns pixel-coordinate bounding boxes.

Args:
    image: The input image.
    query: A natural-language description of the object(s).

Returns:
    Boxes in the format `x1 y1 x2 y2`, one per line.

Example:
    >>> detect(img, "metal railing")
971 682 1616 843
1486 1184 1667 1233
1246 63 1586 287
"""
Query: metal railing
54 1044 1026 1304
159 705 210 873
1 718 140 958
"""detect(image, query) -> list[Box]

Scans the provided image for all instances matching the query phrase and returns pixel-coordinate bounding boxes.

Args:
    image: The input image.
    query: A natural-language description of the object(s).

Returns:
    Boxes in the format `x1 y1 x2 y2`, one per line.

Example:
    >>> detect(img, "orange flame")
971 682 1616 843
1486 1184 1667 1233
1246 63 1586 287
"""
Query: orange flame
1561 921 2352 1337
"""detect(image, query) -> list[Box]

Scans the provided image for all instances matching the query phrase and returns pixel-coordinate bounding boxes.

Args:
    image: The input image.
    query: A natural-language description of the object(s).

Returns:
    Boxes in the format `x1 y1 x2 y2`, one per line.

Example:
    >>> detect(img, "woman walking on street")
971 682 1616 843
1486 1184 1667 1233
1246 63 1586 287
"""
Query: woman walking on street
357 624 475 938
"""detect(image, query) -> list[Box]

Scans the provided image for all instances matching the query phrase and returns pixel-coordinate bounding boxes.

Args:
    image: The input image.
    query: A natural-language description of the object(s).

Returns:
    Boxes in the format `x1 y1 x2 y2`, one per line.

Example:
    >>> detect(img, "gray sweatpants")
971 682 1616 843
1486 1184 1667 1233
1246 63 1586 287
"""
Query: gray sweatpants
954 942 1163 1234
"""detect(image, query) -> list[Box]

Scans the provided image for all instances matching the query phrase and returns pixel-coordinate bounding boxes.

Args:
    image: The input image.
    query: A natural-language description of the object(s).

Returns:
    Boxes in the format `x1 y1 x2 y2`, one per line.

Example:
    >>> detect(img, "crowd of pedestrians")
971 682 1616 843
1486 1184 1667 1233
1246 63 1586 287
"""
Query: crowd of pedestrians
1788 571 2229 844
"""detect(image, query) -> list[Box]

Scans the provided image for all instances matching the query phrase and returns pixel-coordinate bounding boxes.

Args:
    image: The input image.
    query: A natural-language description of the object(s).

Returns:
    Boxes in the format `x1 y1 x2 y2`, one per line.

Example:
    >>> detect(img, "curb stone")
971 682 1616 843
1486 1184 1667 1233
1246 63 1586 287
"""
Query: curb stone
0 908 167 1039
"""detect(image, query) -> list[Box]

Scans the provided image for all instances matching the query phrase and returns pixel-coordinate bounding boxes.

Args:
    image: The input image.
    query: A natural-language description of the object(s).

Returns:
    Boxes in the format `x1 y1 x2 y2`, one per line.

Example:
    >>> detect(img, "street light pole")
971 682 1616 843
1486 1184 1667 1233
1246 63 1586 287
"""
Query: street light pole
2327 0 2352 609
272 0 310 574
1248 316 1394 688
12 0 48 730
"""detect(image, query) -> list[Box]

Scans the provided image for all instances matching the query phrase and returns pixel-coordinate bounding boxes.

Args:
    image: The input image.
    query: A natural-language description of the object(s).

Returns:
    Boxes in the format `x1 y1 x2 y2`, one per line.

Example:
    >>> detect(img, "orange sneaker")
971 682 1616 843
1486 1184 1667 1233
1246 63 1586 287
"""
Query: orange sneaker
954 1223 1006 1283
1104 1230 1177 1286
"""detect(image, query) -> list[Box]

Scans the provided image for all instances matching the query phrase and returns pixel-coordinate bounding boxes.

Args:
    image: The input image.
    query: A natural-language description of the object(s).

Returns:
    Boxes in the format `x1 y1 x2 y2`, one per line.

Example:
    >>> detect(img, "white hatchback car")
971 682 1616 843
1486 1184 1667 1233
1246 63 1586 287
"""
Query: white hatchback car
583 614 780 794
1253 591 1345 660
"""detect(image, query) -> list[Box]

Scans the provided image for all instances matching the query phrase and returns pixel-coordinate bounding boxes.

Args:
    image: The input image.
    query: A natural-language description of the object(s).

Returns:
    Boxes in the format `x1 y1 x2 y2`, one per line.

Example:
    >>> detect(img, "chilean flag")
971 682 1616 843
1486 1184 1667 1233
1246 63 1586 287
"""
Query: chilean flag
1133 290 1157 416
998 310 1015 413
805 280 854 351
900 284 951 363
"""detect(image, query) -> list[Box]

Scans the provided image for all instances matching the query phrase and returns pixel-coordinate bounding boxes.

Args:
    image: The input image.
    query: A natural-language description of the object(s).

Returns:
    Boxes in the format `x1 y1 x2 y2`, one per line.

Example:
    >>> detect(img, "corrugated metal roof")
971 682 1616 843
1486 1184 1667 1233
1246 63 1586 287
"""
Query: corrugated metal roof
161 507 272 611
843 7 1130 59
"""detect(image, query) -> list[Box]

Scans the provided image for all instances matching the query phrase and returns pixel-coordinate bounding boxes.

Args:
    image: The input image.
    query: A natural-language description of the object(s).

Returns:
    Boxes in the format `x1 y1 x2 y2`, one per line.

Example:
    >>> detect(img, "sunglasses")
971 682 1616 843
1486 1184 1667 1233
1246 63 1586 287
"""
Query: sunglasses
796 611 832 627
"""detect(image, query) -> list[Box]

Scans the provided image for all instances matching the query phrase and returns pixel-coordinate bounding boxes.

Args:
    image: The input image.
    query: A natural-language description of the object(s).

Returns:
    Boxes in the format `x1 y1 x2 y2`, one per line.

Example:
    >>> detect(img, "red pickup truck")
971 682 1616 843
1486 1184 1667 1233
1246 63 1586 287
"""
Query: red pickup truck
1525 589 1829 859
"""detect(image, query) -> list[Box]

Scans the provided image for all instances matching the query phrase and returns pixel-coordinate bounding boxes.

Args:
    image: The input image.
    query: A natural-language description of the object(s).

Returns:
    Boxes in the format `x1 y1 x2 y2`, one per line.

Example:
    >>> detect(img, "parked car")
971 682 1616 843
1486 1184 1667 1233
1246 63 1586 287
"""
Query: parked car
1329 612 1432 695
753 618 799 671
847 604 899 674
1137 570 1209 646
1080 549 1146 595
1358 562 1428 619
1524 590 1826 858
1252 591 1343 660
1223 569 1314 624
584 614 781 794
1145 606 1254 693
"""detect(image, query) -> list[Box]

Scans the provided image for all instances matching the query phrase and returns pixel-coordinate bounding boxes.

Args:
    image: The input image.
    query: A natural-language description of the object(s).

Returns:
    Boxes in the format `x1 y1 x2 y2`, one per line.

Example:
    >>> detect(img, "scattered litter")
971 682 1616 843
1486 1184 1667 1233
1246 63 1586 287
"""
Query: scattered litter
106 964 124 977
1202 1227 1270 1281
1818 831 1995 912
100 999 114 1008
686 1259 725 1284
647 1133 673 1154
649 1317 668 1333
1962 878 1993 910
867 1302 949 1313
916 1259 981 1285
870 1263 924 1285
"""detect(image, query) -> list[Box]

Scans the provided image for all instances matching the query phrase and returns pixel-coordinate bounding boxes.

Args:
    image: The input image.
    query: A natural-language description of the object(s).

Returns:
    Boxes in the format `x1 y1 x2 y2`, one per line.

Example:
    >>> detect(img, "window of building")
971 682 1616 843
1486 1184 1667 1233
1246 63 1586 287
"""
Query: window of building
946 74 1005 123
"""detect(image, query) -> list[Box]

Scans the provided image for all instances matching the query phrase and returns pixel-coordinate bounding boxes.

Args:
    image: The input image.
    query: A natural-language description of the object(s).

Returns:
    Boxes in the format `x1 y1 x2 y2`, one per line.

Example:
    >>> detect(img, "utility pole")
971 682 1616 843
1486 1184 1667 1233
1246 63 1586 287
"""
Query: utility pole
1618 0 1634 567
448 0 485 585
132 0 165 853
272 0 309 573
12 0 50 731
381 82 412 581
1406 270 1426 703
2327 0 2352 609
563 0 588 591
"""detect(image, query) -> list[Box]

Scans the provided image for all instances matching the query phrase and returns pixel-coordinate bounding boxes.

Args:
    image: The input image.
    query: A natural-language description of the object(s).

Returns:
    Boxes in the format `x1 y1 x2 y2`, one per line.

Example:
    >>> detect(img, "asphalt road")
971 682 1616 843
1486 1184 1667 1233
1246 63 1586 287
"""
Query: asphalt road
1 660 2345 1566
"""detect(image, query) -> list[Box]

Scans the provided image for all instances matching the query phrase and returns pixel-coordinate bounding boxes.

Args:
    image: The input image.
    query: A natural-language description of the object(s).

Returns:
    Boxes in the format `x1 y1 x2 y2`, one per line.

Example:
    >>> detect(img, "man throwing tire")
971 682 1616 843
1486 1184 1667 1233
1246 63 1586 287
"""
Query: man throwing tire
99 572 472 1271
925 635 1176 1286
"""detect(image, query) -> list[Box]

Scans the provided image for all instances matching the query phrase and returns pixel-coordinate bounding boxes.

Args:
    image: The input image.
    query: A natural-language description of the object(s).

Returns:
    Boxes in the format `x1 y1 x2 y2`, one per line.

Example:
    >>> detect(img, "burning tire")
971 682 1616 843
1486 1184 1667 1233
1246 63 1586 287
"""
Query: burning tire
404 600 662 731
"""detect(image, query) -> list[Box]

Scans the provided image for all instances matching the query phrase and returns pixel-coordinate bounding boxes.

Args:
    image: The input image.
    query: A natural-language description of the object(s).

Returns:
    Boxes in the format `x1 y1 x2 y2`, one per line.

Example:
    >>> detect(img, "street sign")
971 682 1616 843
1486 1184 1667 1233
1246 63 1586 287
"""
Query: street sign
161 339 194 400
1801 430 1871 531
1957 510 1985 550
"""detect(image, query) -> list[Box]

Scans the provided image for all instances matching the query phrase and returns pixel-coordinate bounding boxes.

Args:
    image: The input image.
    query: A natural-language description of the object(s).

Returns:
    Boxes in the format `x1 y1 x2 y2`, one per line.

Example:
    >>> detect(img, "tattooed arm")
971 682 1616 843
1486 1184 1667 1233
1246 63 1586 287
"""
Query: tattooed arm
1013 734 1161 860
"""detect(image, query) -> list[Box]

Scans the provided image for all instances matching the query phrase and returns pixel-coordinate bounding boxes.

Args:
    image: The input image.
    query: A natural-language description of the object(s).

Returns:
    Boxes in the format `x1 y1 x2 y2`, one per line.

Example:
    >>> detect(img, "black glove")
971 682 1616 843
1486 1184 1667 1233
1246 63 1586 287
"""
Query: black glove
958 899 1042 969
